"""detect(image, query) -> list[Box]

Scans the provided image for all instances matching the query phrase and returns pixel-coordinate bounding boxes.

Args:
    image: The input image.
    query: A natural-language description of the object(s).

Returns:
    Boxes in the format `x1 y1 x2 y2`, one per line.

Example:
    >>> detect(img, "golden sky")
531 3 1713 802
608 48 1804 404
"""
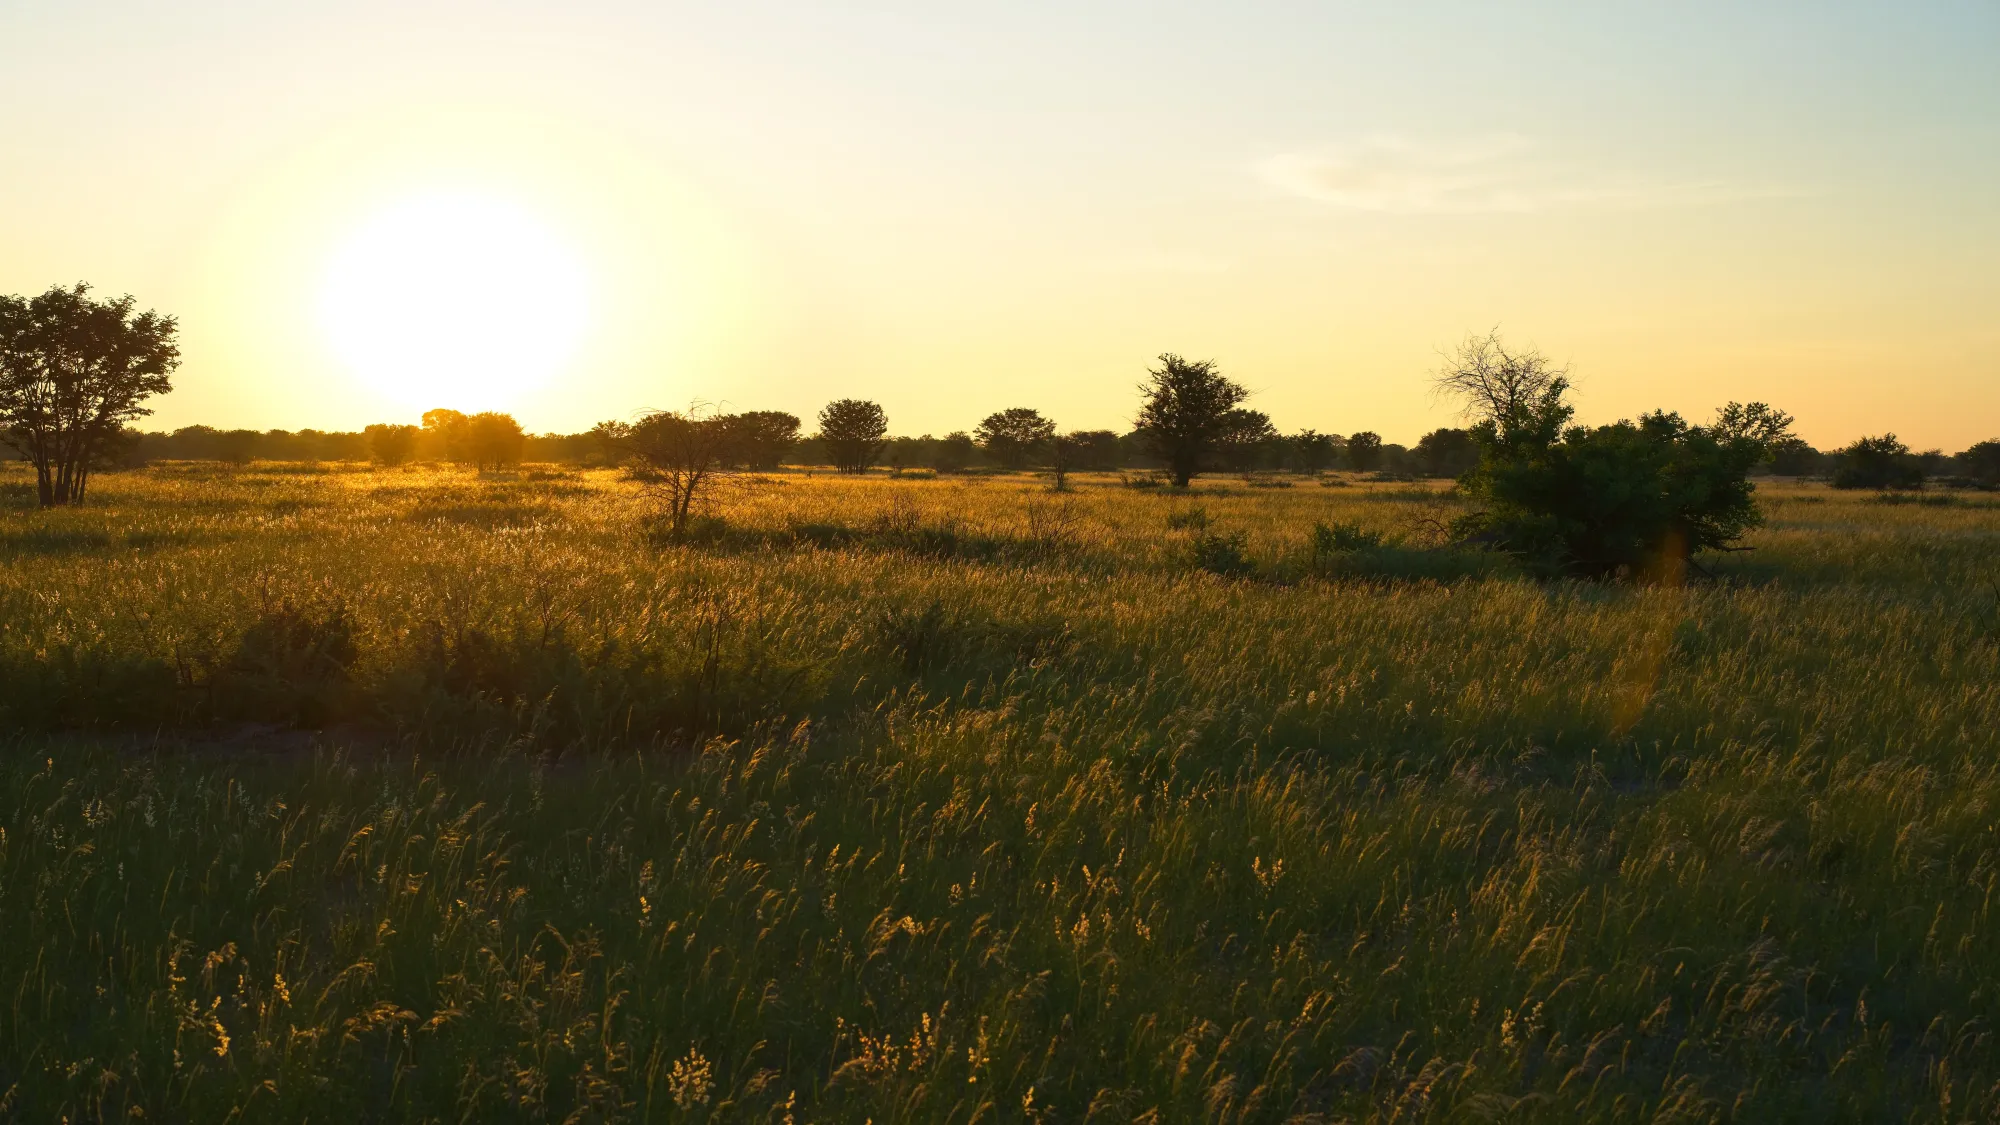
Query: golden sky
2 2 1995 448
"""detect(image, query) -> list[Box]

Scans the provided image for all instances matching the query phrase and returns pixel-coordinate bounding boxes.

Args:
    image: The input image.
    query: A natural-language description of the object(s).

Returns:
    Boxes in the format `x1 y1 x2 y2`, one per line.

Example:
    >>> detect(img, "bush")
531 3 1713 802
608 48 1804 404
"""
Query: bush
1832 434 1925 490
214 600 360 725
1188 530 1253 577
1311 521 1387 554
1438 333 1788 580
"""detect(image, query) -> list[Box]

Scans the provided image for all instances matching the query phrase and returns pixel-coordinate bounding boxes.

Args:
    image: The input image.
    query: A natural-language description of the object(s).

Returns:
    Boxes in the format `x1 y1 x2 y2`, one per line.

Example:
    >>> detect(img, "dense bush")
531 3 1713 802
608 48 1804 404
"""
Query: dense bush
1439 333 1788 580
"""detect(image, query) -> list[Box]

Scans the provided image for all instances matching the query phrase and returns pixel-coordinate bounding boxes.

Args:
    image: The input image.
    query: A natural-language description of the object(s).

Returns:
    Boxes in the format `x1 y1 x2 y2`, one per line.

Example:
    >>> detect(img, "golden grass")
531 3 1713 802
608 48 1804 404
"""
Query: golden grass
0 461 1996 1120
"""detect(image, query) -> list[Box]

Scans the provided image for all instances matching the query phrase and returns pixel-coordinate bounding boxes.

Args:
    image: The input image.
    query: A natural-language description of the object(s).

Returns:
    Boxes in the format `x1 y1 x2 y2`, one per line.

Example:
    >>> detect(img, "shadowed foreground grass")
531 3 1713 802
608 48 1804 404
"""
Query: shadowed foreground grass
2 462 1998 1121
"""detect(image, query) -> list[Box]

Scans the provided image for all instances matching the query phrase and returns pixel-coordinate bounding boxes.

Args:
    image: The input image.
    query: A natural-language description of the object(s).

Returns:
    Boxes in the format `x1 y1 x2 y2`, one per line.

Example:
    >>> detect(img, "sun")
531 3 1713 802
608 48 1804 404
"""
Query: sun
318 191 591 411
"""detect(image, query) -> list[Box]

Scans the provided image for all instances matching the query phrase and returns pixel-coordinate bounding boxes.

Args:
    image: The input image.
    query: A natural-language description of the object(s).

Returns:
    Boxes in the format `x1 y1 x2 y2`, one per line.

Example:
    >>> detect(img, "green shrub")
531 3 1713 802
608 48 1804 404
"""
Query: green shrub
1310 520 1387 554
1188 529 1253 577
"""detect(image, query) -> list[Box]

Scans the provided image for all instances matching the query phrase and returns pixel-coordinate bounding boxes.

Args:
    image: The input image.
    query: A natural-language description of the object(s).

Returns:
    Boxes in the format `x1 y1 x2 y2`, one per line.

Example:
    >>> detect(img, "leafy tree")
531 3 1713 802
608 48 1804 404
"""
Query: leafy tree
1290 429 1339 474
1215 409 1277 472
818 399 888 473
421 409 470 463
932 431 976 472
1346 431 1384 472
1832 434 1925 490
1134 354 1251 487
610 408 736 535
0 283 179 506
975 408 1056 470
463 412 527 470
1769 437 1826 477
724 410 800 470
1439 333 1790 580
365 423 419 467
1412 427 1479 478
1959 439 2000 487
1065 430 1122 471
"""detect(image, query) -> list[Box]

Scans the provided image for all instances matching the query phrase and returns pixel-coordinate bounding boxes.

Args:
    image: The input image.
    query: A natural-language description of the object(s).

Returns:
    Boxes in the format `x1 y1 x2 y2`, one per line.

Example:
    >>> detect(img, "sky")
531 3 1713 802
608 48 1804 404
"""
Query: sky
1 1 1995 448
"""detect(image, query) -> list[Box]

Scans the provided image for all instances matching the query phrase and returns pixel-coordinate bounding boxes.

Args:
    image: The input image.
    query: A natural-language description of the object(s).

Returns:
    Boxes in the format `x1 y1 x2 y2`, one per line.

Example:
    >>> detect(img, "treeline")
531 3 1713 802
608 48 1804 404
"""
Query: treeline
119 424 599 467
107 418 2000 487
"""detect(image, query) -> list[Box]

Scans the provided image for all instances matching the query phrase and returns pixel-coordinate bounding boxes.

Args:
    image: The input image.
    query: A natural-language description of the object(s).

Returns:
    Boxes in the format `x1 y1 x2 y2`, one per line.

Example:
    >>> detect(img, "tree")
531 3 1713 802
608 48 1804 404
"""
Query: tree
818 399 888 473
1290 429 1339 475
975 408 1057 470
1346 431 1384 472
366 423 419 467
463 412 527 470
613 408 736 536
1065 430 1122 471
422 409 470 463
1769 437 1826 477
1960 439 2000 487
723 410 801 470
216 429 259 466
932 431 976 472
1134 354 1251 487
1412 427 1479 478
1434 330 1569 432
1439 335 1791 580
0 283 179 506
1832 434 1924 490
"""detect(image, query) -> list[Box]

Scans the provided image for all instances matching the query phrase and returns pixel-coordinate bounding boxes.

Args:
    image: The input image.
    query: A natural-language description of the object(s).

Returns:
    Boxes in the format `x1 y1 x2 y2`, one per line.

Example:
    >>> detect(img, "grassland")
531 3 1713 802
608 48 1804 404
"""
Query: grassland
2 460 1998 1122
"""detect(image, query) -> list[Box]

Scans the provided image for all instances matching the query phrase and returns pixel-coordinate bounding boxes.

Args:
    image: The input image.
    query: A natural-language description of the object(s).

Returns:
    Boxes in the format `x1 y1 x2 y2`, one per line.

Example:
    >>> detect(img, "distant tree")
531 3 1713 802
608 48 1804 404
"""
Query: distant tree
422 409 470 463
1216 409 1277 472
0 283 179 506
1711 402 1797 448
818 399 888 473
1960 439 2000 487
1832 434 1925 490
1134 354 1251 487
216 429 259 466
975 408 1057 470
1345 431 1384 472
932 431 976 472
1412 427 1479 478
1066 430 1122 471
464 413 527 470
1047 434 1075 491
1769 437 1826 477
366 423 420 467
1290 429 1339 475
612 407 736 536
725 410 801 470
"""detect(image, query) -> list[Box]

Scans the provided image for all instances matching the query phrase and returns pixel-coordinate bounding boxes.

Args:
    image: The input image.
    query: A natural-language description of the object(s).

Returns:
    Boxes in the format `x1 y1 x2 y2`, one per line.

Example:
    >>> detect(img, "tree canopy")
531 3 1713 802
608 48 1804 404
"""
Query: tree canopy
818 399 888 474
0 283 179 506
974 408 1056 470
1134 354 1251 487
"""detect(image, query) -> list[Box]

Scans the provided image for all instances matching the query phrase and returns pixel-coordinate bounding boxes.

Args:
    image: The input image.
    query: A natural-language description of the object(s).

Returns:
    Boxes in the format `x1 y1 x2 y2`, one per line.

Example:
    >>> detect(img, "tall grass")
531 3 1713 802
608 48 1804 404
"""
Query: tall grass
1 463 1997 1120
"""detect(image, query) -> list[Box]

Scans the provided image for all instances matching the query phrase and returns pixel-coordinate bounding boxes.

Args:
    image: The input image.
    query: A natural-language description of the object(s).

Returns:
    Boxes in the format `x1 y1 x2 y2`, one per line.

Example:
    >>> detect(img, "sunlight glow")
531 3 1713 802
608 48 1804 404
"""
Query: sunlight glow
318 192 591 411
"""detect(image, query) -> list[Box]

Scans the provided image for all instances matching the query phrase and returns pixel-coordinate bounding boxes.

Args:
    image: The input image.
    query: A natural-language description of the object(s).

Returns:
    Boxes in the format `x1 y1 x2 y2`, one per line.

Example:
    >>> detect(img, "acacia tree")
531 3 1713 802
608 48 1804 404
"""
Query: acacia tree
975 408 1057 470
464 412 526 470
724 410 801 470
818 399 888 473
605 406 737 535
0 283 179 506
1345 431 1384 472
1290 429 1338 475
1134 354 1250 487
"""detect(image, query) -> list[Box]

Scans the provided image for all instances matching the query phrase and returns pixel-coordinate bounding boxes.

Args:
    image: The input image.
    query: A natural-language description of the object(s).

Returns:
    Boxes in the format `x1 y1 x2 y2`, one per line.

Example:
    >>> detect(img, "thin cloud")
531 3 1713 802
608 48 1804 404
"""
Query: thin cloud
1259 136 1792 213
